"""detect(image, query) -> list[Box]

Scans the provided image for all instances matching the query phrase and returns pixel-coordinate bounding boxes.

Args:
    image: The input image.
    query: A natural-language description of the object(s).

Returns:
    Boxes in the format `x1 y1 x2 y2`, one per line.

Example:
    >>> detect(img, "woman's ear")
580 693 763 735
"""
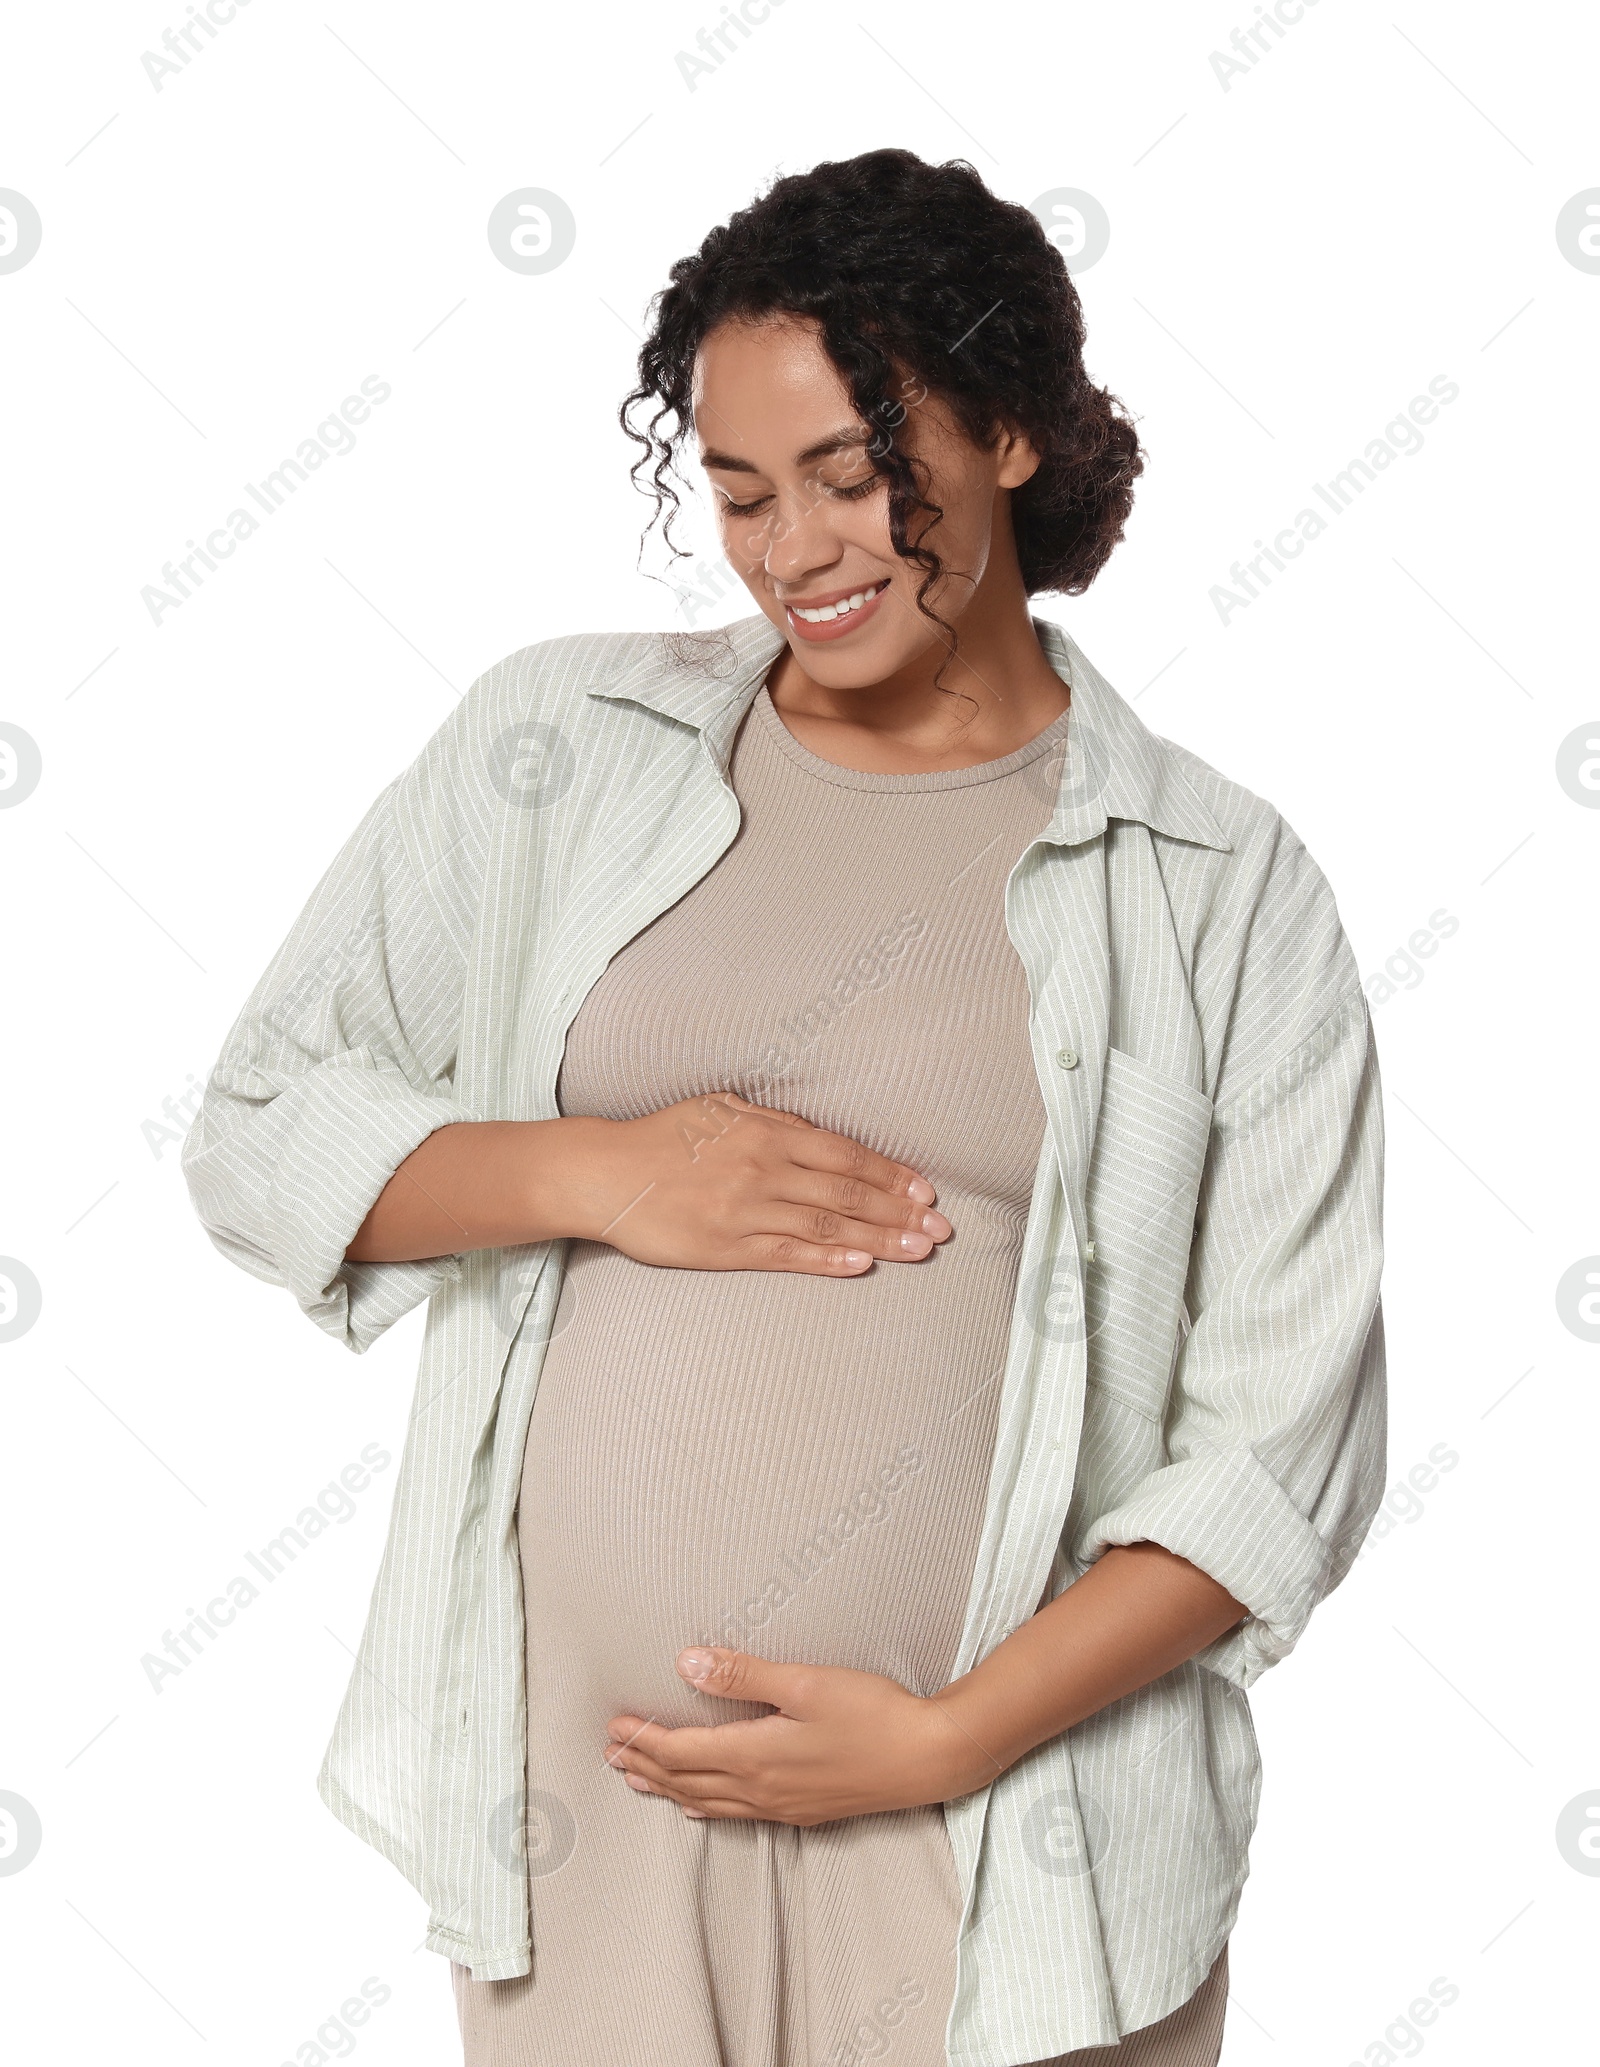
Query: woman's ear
994 426 1042 491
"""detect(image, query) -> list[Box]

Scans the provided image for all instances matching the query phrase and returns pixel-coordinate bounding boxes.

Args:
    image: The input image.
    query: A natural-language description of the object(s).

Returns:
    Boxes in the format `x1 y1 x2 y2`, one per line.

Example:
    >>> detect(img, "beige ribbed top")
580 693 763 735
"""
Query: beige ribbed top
461 678 1097 2064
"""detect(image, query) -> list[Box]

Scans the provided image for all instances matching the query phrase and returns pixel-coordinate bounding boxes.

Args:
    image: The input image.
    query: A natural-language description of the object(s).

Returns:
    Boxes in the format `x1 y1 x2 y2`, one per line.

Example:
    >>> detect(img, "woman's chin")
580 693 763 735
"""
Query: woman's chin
776 621 926 688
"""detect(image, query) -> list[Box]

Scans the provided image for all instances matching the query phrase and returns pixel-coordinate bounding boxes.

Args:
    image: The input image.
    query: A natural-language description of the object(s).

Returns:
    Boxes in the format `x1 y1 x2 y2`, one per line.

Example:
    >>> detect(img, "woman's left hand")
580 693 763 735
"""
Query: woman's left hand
603 1648 995 1825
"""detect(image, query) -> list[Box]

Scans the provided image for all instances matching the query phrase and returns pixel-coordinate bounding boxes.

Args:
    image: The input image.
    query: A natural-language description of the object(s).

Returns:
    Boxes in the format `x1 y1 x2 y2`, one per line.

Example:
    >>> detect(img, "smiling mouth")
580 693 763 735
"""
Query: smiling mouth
785 581 887 623
782 580 889 634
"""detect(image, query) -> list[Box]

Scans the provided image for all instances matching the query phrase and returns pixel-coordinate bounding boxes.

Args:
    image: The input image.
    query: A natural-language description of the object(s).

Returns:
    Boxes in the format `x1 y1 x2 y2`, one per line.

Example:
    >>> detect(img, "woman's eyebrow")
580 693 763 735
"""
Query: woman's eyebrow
698 426 871 474
697 446 760 475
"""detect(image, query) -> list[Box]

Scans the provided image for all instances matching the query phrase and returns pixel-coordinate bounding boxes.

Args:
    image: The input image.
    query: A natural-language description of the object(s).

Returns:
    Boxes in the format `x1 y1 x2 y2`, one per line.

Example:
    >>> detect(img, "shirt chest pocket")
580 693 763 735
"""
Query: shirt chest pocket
1082 1045 1215 1421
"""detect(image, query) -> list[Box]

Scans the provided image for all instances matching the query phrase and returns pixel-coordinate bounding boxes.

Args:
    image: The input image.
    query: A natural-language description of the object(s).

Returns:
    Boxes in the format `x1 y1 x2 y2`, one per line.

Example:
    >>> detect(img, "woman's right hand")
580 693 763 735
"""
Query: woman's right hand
572 1092 951 1275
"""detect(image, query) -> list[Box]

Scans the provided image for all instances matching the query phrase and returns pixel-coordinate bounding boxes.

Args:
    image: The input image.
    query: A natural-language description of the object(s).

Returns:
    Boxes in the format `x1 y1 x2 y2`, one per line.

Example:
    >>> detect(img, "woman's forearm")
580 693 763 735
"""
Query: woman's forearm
345 1117 614 1262
344 1093 951 1274
929 1542 1248 1791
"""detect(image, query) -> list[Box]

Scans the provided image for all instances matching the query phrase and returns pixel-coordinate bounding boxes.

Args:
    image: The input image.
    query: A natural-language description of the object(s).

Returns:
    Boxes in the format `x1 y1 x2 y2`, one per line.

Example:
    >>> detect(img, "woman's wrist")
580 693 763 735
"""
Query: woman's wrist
518 1115 623 1245
915 1677 1033 1801
346 1116 624 1262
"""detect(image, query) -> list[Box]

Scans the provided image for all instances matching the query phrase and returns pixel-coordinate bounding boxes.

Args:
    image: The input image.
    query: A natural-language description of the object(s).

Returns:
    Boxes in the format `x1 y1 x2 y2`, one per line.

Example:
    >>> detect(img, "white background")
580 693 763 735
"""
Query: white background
2 1 1596 2061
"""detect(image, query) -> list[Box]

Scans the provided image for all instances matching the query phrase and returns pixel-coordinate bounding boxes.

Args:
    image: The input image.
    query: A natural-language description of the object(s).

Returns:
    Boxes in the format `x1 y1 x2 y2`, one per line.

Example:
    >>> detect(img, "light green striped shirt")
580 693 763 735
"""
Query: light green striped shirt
183 611 1385 2062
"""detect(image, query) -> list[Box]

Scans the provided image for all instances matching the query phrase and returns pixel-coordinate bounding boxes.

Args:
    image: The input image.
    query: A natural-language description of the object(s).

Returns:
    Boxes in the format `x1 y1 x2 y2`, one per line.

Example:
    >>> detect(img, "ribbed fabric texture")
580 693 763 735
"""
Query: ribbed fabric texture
454 1950 1228 2066
450 683 1221 2066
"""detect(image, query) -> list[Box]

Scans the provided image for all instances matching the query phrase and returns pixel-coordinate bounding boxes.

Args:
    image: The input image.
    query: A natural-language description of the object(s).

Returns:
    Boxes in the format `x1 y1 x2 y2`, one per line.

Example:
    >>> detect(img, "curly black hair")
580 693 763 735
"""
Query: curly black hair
619 148 1143 669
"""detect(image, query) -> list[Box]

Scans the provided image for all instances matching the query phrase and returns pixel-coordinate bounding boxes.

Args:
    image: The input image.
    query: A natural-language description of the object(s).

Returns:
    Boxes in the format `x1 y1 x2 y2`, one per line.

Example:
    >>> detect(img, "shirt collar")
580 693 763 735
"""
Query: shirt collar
585 610 1232 853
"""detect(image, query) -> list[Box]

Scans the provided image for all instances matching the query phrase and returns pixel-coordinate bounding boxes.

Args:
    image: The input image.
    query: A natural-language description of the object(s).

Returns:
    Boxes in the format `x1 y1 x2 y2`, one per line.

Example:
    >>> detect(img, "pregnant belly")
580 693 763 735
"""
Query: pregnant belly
517 1229 1013 1736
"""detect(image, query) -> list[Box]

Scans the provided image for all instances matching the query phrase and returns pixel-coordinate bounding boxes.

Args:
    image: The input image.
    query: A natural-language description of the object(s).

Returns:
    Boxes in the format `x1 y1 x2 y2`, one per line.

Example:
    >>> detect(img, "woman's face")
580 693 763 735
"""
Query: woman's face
691 315 1039 688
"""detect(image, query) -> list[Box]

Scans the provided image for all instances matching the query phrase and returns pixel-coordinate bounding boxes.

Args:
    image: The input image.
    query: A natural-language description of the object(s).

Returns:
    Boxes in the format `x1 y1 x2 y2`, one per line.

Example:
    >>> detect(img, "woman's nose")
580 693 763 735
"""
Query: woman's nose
761 495 844 588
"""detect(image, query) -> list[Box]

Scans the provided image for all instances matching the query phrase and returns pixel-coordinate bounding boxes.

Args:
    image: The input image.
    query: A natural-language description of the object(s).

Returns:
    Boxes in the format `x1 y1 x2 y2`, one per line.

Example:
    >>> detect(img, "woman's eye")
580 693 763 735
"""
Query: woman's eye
716 471 880 520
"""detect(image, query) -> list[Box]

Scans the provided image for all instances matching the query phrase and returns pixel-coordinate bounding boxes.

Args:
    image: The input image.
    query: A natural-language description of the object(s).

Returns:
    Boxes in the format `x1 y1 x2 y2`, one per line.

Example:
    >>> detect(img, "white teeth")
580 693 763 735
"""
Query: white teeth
791 582 883 624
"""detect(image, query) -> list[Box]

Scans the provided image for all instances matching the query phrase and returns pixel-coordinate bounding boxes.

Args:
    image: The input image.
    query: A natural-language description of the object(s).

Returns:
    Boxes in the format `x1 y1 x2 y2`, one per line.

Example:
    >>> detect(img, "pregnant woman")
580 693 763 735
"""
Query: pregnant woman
184 150 1385 2067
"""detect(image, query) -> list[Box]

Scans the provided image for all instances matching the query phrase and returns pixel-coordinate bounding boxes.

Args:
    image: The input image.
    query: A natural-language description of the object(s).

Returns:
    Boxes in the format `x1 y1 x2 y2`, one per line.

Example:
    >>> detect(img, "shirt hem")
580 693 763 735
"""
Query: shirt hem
317 1763 535 1980
425 1925 531 1981
945 1915 1234 2065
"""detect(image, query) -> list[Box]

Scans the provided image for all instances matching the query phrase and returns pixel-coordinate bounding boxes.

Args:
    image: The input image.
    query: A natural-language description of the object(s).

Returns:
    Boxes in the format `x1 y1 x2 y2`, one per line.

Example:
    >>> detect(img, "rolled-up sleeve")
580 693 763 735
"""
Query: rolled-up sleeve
1073 985 1386 1687
181 777 480 1354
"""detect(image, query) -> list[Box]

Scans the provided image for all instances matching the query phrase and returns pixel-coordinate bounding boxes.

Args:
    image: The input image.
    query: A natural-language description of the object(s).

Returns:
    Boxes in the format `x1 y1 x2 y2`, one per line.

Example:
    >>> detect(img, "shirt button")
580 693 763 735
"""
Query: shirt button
1057 1047 1079 1069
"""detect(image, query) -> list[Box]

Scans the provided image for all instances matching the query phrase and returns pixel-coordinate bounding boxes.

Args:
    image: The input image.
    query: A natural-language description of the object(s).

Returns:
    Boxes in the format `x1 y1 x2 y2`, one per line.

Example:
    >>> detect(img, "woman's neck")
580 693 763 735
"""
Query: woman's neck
764 595 1072 776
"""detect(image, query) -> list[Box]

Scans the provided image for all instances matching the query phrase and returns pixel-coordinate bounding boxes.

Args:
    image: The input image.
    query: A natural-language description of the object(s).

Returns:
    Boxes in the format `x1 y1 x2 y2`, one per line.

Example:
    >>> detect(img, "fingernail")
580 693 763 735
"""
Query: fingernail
842 1250 872 1269
898 1230 932 1255
920 1211 950 1237
679 1649 714 1681
683 1808 707 1819
625 1774 651 1792
907 1176 935 1204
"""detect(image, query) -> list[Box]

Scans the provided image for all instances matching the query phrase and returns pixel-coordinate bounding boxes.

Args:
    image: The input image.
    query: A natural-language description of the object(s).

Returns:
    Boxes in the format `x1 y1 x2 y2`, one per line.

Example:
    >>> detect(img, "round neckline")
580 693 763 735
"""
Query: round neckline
749 677 1073 793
